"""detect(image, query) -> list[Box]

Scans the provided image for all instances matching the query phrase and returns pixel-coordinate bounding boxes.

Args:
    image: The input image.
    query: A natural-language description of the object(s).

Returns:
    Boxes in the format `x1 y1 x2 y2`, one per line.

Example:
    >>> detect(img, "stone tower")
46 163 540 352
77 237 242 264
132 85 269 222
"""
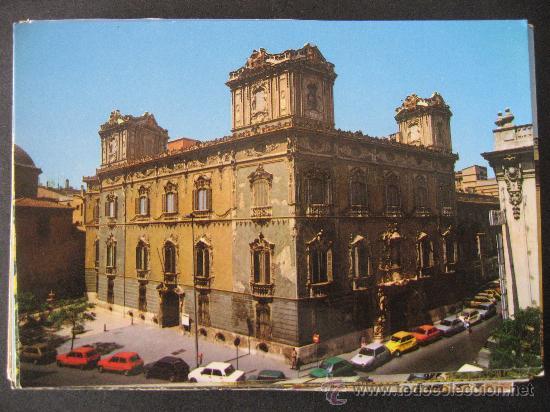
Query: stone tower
394 92 453 152
226 43 337 134
98 110 169 167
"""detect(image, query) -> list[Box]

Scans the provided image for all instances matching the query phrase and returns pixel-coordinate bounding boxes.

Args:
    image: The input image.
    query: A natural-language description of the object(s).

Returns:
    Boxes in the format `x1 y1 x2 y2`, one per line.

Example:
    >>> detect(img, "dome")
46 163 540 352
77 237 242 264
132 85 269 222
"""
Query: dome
14 144 37 168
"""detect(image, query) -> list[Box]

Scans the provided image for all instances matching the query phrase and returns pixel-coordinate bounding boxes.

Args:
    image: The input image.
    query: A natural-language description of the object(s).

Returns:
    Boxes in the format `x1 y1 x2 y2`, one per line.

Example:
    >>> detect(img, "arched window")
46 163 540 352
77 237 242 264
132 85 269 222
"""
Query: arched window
94 239 100 269
442 227 457 272
138 282 147 312
164 242 176 274
306 83 318 110
193 176 212 212
195 241 210 278
136 240 149 273
162 182 178 214
306 230 333 285
105 194 117 218
350 235 370 279
385 173 401 214
250 234 274 285
414 176 428 209
106 236 116 273
417 232 433 276
135 186 150 216
249 165 273 216
93 199 100 223
349 169 367 207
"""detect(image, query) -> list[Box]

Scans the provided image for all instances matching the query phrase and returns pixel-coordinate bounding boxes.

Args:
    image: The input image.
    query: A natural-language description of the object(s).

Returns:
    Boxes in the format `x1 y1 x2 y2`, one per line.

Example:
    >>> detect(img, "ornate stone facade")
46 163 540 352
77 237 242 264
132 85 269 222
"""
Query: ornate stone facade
83 45 487 353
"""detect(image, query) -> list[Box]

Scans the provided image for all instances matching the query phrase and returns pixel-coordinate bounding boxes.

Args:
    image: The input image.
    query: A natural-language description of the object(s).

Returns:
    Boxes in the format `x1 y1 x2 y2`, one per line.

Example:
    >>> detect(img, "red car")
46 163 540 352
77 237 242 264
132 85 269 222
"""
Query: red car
98 351 144 375
411 325 442 345
56 346 101 369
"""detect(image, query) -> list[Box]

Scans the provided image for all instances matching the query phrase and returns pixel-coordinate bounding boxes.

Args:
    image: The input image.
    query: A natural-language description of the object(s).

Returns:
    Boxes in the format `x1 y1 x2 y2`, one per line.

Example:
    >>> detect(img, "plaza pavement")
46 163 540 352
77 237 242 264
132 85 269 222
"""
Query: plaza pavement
56 306 301 378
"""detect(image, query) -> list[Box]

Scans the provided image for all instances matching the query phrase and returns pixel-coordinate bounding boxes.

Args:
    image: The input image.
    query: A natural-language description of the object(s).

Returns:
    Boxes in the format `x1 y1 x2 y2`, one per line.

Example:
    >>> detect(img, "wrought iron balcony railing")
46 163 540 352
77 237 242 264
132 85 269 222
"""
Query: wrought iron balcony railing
384 205 403 217
306 204 331 217
308 281 332 298
442 206 454 217
164 272 178 285
348 205 370 217
194 276 211 289
251 206 272 220
250 282 274 298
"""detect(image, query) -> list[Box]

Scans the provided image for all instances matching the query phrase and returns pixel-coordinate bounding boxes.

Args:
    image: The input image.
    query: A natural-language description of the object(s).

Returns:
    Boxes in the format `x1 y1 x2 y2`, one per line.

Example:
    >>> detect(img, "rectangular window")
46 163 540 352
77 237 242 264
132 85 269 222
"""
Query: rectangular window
198 189 207 211
139 196 148 215
166 193 176 213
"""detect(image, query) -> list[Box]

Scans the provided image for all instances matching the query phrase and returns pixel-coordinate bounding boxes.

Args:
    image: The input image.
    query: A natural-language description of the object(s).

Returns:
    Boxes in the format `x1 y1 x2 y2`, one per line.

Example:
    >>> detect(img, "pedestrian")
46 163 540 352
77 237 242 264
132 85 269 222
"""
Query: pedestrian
291 348 297 370
198 352 203 365
465 320 471 334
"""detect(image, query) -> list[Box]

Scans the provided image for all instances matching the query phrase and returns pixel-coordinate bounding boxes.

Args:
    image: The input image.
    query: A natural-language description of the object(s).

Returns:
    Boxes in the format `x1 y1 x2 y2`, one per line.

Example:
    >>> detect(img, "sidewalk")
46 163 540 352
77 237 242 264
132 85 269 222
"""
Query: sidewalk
57 306 303 379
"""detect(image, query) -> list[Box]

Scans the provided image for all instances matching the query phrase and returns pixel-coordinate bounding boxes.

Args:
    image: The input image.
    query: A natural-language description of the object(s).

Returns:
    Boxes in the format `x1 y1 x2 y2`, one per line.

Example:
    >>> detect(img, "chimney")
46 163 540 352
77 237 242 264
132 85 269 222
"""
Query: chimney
65 179 70 190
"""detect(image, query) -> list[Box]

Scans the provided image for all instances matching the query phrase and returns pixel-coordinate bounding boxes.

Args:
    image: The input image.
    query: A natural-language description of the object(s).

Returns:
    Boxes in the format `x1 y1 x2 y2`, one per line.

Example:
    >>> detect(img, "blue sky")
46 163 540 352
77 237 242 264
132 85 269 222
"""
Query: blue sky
14 20 533 187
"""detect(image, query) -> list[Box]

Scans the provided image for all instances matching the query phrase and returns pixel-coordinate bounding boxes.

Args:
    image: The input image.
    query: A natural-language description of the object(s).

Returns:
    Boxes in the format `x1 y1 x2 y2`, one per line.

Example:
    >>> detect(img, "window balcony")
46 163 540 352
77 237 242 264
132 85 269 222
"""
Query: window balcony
250 282 274 298
164 272 178 285
384 205 403 218
194 276 211 290
106 266 116 275
351 276 370 291
441 206 454 217
306 204 331 217
192 209 211 219
308 281 332 298
137 269 149 279
251 206 272 221
413 206 432 217
348 205 370 217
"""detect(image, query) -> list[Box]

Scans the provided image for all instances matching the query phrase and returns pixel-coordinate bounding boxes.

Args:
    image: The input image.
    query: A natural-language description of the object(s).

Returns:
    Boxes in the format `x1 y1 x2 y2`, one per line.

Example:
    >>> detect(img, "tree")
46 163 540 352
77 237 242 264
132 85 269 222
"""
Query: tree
48 298 95 350
490 307 542 369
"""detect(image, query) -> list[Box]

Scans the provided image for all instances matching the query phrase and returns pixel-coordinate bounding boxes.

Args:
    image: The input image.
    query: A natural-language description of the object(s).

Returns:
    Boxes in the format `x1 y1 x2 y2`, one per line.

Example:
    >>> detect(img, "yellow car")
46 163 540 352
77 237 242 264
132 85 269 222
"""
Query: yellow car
385 331 418 357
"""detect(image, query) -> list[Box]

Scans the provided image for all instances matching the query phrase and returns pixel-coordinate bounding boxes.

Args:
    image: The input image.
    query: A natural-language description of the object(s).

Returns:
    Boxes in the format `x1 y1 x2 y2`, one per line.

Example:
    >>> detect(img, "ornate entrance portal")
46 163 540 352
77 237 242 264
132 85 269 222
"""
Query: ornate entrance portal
160 289 180 327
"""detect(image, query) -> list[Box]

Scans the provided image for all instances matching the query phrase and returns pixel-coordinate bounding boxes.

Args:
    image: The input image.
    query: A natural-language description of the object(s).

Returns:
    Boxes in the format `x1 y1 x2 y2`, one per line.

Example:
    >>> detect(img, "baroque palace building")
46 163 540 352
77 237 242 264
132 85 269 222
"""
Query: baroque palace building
83 44 486 355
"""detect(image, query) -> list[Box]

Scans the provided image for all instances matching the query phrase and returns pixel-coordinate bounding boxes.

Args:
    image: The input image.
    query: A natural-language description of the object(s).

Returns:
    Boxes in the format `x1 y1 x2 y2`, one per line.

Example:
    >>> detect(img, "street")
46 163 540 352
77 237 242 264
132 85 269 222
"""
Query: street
19 306 501 387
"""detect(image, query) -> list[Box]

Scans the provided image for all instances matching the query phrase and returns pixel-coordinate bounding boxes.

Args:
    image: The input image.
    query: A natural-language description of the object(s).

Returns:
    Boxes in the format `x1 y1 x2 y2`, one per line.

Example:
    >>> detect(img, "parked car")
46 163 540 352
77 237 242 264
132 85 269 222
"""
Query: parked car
385 331 418 357
309 357 356 378
469 302 496 319
350 342 392 371
410 325 442 345
458 309 482 326
19 343 57 365
482 289 501 300
56 346 101 369
188 362 245 383
407 372 442 381
246 369 286 382
98 351 144 375
143 356 190 382
435 316 465 336
474 293 498 304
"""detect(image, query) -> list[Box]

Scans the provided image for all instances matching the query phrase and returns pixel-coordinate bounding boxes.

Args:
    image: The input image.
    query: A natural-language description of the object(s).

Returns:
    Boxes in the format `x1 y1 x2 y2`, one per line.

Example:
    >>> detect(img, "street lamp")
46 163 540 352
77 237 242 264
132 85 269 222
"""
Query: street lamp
185 213 199 368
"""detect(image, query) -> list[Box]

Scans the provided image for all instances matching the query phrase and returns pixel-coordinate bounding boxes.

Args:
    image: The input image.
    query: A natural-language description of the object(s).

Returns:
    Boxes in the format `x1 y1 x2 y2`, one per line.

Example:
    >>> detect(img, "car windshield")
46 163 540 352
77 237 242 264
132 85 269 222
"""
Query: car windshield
224 365 235 375
440 320 452 326
391 336 401 342
130 355 139 362
359 348 376 356
415 328 427 334
319 360 334 370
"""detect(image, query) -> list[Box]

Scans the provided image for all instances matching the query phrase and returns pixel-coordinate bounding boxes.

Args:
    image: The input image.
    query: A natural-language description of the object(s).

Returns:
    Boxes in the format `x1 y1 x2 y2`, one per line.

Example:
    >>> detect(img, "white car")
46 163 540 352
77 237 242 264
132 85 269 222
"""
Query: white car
188 362 245 383
350 342 391 371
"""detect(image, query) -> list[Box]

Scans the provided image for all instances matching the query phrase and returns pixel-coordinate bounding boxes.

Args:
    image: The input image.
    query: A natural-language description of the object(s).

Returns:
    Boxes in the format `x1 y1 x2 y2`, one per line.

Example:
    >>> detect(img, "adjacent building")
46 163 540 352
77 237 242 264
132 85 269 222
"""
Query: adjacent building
14 145 85 300
455 165 499 197
82 44 492 357
482 108 541 317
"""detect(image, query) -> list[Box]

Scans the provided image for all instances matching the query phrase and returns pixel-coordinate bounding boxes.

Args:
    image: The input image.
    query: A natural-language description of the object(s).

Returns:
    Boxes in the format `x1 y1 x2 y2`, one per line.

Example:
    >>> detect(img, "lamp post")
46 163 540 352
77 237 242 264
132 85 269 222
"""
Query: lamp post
186 213 199 368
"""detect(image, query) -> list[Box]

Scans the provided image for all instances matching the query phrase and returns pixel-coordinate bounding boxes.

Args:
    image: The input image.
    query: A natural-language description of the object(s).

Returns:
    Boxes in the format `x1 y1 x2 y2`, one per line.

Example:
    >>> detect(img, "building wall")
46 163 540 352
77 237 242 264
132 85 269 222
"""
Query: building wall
15 206 84 299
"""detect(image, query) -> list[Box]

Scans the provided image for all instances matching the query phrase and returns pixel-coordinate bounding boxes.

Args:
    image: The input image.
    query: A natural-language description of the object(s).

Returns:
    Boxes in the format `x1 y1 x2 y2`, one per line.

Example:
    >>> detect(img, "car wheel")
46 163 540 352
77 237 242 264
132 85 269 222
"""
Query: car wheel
169 375 176 382
395 350 401 357
99 366 104 373
189 378 197 383
124 369 130 376
57 361 63 367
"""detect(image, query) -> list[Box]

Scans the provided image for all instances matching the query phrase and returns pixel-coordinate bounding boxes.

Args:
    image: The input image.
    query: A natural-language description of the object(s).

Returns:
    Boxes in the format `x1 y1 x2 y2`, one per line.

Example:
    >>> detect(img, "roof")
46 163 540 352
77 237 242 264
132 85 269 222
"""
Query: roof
14 145 37 168
392 331 412 338
158 356 184 364
112 351 139 357
15 197 73 209
72 346 96 353
417 324 436 330
364 342 385 350
205 361 232 369
167 137 199 152
322 357 345 365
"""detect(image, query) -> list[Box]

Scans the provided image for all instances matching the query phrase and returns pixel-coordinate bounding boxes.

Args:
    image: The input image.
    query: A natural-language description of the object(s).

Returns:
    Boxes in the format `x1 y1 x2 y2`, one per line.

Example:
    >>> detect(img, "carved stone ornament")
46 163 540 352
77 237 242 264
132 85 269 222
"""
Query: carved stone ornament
248 164 273 186
502 157 523 219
